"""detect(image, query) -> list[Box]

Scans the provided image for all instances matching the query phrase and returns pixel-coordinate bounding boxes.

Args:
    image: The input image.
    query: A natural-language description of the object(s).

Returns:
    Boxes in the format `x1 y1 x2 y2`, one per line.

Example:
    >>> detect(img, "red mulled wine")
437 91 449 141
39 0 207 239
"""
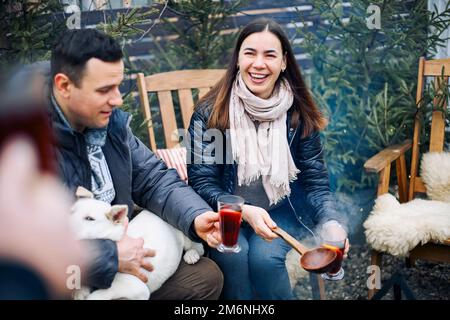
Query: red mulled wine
219 208 242 247
322 243 345 274
0 102 56 174
217 195 244 253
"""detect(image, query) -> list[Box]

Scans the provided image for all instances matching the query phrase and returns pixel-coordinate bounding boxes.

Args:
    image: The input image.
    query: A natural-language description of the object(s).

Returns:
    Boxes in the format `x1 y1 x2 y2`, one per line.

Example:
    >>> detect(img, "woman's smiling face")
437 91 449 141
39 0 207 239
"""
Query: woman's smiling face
238 30 286 99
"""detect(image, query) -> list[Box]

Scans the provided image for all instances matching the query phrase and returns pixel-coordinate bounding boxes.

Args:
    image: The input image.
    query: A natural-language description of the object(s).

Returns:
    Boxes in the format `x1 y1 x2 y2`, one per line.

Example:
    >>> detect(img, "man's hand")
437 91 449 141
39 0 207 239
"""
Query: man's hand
117 218 156 283
194 211 222 248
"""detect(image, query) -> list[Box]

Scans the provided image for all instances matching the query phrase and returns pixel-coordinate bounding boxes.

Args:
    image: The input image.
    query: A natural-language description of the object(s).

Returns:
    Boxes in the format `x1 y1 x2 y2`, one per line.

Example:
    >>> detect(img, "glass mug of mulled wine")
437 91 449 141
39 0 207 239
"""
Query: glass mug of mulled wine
217 195 244 253
320 225 347 281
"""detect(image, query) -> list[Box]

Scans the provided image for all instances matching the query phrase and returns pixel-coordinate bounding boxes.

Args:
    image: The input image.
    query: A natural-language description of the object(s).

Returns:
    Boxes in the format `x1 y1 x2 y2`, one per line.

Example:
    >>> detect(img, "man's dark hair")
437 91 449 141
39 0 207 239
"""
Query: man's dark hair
51 29 123 87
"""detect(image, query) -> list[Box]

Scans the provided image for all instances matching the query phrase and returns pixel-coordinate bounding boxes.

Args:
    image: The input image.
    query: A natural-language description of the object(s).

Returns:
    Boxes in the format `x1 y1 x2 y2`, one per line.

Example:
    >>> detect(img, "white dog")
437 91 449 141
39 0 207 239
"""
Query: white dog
70 196 204 300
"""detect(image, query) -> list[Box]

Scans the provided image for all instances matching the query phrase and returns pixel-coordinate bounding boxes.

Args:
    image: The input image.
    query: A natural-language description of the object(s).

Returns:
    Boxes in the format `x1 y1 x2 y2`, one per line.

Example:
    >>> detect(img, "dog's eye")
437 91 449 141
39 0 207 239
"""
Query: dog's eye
84 216 95 221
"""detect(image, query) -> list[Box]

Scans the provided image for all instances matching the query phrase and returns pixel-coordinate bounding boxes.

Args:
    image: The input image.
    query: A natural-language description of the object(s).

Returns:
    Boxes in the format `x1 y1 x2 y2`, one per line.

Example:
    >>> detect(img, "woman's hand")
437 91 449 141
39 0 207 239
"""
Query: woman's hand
242 205 278 241
320 221 350 258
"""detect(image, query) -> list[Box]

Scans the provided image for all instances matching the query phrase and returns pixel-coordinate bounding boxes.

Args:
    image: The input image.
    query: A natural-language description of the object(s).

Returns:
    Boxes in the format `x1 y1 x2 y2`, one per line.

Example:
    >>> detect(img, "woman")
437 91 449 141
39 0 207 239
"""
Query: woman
187 18 349 300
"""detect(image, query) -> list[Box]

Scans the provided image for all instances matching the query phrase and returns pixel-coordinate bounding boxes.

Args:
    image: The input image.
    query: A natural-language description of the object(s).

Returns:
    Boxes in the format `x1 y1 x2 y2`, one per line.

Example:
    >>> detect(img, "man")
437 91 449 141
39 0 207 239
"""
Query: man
48 29 223 299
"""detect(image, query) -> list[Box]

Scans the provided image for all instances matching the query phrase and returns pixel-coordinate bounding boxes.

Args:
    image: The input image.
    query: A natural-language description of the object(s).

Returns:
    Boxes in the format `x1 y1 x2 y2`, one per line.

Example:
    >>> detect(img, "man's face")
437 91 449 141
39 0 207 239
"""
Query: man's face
65 58 124 131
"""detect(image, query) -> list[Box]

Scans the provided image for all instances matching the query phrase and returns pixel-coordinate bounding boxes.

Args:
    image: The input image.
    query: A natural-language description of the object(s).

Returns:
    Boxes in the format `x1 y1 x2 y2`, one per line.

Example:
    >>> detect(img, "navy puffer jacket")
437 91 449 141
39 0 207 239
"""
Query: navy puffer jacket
186 103 345 231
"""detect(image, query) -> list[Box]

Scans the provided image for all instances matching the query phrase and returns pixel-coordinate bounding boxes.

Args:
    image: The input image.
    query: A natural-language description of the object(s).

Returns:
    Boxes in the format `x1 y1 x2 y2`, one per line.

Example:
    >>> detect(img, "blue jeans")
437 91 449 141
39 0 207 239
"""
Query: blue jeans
210 209 310 300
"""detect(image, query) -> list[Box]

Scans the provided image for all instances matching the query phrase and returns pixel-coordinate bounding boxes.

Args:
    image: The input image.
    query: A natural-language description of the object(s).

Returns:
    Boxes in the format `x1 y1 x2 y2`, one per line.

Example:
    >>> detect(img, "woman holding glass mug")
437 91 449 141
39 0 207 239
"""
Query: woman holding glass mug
187 18 349 299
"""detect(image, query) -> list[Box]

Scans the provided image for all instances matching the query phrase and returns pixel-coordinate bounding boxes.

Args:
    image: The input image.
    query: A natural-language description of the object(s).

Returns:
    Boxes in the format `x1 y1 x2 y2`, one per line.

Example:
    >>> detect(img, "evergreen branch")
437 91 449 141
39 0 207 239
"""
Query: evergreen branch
134 0 169 43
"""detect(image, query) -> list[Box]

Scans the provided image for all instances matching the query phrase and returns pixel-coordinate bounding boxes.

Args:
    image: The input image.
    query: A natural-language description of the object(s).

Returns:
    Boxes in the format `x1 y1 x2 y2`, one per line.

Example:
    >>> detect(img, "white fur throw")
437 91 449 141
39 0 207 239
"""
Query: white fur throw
421 152 450 202
364 193 450 256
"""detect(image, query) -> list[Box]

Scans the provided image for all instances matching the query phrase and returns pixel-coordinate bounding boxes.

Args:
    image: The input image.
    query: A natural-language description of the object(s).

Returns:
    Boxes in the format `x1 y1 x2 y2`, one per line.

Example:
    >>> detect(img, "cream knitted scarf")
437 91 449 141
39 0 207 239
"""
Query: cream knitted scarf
229 72 299 205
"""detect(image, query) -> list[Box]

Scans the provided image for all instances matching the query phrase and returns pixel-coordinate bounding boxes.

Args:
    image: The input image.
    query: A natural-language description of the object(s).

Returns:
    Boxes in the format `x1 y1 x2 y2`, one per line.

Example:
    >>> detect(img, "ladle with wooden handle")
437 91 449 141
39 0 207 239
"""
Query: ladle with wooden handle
272 226 337 274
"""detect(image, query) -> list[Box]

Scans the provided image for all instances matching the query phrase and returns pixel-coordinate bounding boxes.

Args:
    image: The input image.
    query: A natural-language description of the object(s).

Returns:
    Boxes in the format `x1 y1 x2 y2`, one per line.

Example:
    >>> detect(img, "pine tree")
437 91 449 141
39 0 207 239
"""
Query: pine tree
142 0 244 73
96 5 159 146
297 0 450 192
0 0 65 71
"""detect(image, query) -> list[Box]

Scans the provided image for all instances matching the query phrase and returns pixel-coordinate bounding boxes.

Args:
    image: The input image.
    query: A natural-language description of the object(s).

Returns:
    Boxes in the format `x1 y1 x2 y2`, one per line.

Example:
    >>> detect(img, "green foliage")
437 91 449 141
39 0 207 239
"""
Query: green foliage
120 93 153 146
97 7 156 46
297 0 450 192
133 0 245 146
142 0 244 73
105 0 245 146
0 0 65 70
96 7 159 146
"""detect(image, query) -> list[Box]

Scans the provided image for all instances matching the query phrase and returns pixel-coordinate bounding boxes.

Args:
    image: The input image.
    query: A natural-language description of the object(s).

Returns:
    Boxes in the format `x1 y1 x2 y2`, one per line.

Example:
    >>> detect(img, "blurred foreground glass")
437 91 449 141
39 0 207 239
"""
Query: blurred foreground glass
0 102 55 173
0 67 56 173
217 195 244 253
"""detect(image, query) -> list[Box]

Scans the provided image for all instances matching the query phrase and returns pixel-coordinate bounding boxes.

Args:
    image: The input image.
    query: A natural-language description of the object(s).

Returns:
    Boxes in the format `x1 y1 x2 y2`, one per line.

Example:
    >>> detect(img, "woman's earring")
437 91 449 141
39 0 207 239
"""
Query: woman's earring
281 68 285 73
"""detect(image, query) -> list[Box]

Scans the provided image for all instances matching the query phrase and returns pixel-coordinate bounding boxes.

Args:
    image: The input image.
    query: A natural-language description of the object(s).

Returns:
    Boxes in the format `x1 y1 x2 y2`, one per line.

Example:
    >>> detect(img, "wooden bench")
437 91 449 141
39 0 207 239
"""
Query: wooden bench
136 69 226 181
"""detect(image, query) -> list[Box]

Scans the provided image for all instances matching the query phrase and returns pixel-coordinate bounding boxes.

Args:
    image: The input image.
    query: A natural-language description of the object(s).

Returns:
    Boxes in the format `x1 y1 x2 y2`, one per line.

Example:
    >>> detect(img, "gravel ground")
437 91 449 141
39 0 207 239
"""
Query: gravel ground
293 243 450 300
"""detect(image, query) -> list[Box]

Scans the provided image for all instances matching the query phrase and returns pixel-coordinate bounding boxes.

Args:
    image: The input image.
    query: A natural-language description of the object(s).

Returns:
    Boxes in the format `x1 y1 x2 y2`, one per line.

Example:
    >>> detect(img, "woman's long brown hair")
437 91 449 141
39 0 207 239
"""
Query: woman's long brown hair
197 18 327 138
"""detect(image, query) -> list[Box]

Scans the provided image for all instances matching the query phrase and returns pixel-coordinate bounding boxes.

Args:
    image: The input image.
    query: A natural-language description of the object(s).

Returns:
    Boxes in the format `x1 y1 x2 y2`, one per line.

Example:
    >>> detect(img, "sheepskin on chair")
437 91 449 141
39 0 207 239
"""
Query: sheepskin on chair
364 194 450 256
420 152 450 202
364 151 450 257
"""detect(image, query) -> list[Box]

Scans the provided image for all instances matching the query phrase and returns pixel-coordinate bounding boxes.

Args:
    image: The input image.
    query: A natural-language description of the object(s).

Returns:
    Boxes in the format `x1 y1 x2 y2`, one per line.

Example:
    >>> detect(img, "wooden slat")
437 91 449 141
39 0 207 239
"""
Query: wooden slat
198 87 210 100
409 243 450 263
409 57 426 200
157 91 178 149
137 69 226 150
413 177 427 194
364 140 412 173
144 70 226 92
429 110 445 152
137 73 157 151
377 164 391 196
178 89 195 129
423 58 450 76
396 154 408 203
428 76 447 152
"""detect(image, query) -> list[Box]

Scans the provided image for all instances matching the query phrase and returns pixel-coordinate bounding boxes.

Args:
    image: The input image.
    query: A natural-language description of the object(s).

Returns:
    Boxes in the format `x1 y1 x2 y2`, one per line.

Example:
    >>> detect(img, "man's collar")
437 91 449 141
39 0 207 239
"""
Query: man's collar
51 93 73 131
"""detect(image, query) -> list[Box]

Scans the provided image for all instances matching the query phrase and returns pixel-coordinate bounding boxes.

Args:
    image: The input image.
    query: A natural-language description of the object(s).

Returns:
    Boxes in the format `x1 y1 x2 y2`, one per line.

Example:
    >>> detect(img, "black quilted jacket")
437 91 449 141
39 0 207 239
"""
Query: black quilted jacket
186 103 345 232
48 100 211 289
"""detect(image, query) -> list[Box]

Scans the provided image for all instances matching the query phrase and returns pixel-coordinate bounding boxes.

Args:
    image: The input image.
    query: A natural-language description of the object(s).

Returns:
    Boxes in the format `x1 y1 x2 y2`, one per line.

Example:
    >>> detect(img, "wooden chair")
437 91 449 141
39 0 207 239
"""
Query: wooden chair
364 57 450 299
136 69 227 152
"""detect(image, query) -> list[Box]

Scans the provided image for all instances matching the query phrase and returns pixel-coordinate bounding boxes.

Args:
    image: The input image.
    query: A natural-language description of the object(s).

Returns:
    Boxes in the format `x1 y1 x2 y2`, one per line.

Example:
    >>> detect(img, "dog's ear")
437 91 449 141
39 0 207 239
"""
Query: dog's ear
76 186 94 199
107 205 128 224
